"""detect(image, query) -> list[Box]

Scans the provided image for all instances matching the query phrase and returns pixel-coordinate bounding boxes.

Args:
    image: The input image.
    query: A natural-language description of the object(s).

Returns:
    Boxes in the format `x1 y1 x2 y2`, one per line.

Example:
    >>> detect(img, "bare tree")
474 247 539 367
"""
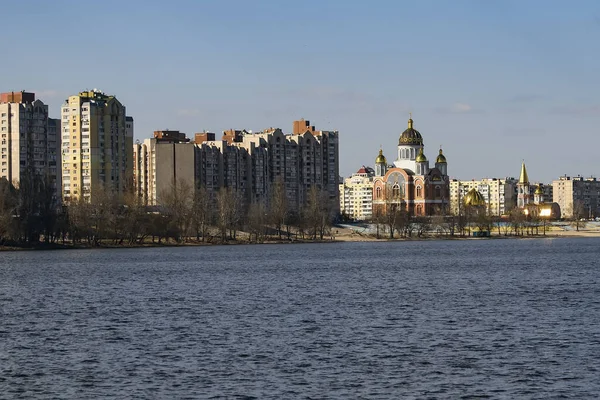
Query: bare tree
377 183 406 239
508 208 525 236
268 178 289 239
303 185 333 240
570 200 587 232
412 216 430 238
0 178 18 244
216 187 243 242
160 179 194 242
190 186 213 242
247 200 267 242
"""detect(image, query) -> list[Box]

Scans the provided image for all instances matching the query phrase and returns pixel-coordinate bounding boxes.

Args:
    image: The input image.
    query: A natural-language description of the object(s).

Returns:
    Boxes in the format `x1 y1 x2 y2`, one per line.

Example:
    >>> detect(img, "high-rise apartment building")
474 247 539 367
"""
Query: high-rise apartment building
449 178 517 216
339 166 375 220
61 90 133 203
132 120 340 212
133 130 196 205
239 122 339 211
553 175 600 218
0 91 60 201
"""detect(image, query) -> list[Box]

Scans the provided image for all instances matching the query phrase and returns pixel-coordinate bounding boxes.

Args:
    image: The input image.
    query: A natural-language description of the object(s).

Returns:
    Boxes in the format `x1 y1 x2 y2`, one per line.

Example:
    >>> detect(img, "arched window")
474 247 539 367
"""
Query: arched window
376 186 381 199
410 148 415 159
392 184 400 198
401 149 405 159
416 186 422 197
435 186 441 198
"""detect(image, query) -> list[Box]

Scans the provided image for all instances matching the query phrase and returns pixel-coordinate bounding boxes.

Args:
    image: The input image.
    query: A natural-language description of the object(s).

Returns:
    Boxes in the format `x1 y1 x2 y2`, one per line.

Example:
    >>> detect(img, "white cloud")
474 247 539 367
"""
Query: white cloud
452 102 472 113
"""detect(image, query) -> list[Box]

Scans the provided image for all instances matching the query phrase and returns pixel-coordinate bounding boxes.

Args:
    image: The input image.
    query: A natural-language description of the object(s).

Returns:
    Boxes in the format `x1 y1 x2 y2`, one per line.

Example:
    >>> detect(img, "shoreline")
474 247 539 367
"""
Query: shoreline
2 228 600 252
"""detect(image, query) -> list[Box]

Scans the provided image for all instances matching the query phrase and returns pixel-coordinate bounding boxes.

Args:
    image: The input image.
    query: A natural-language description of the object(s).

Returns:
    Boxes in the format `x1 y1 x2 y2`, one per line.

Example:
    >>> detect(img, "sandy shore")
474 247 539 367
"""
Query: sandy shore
2 226 600 251
331 226 600 242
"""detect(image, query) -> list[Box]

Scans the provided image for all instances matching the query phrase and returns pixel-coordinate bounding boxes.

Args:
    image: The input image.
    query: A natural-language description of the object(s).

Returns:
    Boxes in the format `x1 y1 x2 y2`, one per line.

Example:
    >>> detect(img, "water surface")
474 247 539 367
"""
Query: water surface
1 238 599 398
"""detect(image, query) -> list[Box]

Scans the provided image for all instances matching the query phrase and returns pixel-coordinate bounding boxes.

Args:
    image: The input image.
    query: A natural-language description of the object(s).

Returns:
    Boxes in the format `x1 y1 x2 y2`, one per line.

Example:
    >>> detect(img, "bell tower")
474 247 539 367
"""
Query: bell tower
375 148 387 177
517 162 531 208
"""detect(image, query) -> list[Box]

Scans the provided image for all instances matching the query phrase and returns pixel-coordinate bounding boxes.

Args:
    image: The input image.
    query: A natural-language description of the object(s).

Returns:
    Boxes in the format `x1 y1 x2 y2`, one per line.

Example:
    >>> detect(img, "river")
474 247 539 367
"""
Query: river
1 238 599 398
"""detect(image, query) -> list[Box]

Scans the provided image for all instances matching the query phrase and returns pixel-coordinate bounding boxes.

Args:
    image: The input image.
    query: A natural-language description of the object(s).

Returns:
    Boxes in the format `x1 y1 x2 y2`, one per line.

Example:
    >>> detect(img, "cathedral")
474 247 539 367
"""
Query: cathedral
372 116 450 216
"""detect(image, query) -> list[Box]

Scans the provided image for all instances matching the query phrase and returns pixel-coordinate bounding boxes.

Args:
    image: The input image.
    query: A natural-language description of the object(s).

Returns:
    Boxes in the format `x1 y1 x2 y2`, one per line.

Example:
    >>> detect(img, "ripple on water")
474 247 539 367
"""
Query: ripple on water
1 239 600 398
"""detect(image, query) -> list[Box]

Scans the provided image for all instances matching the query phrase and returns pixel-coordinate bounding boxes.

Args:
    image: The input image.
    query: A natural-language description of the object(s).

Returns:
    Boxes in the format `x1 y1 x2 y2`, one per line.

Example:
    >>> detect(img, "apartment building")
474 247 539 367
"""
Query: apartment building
553 175 600 218
61 90 133 203
449 178 517 216
133 130 196 205
339 166 374 220
0 91 61 202
132 120 340 212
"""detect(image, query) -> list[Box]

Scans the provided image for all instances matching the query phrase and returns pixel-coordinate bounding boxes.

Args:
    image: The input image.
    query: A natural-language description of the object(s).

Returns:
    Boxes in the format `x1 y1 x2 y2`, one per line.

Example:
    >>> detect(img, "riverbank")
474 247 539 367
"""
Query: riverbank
331 225 600 242
2 225 600 252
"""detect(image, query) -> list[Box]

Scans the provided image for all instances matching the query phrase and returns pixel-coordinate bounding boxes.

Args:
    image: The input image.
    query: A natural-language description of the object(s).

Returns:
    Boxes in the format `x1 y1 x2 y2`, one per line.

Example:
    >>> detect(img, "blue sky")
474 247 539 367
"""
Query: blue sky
1 0 599 182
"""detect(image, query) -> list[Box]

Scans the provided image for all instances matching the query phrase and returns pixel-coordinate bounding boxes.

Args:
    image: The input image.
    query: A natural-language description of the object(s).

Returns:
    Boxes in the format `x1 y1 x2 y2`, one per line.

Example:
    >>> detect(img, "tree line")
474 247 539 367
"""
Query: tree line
0 176 338 248
368 188 580 239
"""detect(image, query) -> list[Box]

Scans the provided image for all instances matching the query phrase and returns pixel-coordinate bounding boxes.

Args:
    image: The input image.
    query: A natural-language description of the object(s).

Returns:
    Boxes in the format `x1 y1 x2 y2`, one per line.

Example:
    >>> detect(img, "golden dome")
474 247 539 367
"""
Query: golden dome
534 184 543 195
375 149 387 164
436 148 447 163
463 188 486 207
415 147 427 162
399 117 423 146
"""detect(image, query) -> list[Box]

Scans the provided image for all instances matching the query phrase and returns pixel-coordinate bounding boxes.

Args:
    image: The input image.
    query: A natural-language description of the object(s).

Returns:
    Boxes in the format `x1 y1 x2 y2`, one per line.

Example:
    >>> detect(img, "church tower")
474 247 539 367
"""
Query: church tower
394 115 424 172
375 149 387 177
415 147 428 175
435 147 447 176
517 162 531 208
534 183 544 204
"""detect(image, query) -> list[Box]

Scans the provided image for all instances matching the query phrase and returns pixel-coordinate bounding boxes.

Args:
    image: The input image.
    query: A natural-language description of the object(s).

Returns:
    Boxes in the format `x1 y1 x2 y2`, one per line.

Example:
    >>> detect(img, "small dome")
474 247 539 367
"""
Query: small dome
375 149 387 164
416 147 427 162
398 118 423 146
436 148 447 164
535 185 543 195
464 188 486 207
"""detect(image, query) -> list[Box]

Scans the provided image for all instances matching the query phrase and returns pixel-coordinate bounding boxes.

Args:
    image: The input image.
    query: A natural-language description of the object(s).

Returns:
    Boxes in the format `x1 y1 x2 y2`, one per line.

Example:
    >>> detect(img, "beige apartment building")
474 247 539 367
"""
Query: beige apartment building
0 91 61 201
61 90 133 203
133 130 197 205
133 120 340 211
553 175 600 218
449 178 517 216
339 166 374 220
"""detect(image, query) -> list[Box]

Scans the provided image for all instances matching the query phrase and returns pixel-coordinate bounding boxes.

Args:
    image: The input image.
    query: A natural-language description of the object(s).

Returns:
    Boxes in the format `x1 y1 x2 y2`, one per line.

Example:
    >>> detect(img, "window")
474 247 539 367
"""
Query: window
416 186 422 197
376 187 381 199
392 184 400 198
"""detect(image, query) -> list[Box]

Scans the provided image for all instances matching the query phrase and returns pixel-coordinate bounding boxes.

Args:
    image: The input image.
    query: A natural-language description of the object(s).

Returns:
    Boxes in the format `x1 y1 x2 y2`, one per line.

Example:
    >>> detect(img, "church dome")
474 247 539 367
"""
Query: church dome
415 147 427 162
436 148 447 163
375 149 387 164
534 185 543 195
398 118 423 146
464 188 486 207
